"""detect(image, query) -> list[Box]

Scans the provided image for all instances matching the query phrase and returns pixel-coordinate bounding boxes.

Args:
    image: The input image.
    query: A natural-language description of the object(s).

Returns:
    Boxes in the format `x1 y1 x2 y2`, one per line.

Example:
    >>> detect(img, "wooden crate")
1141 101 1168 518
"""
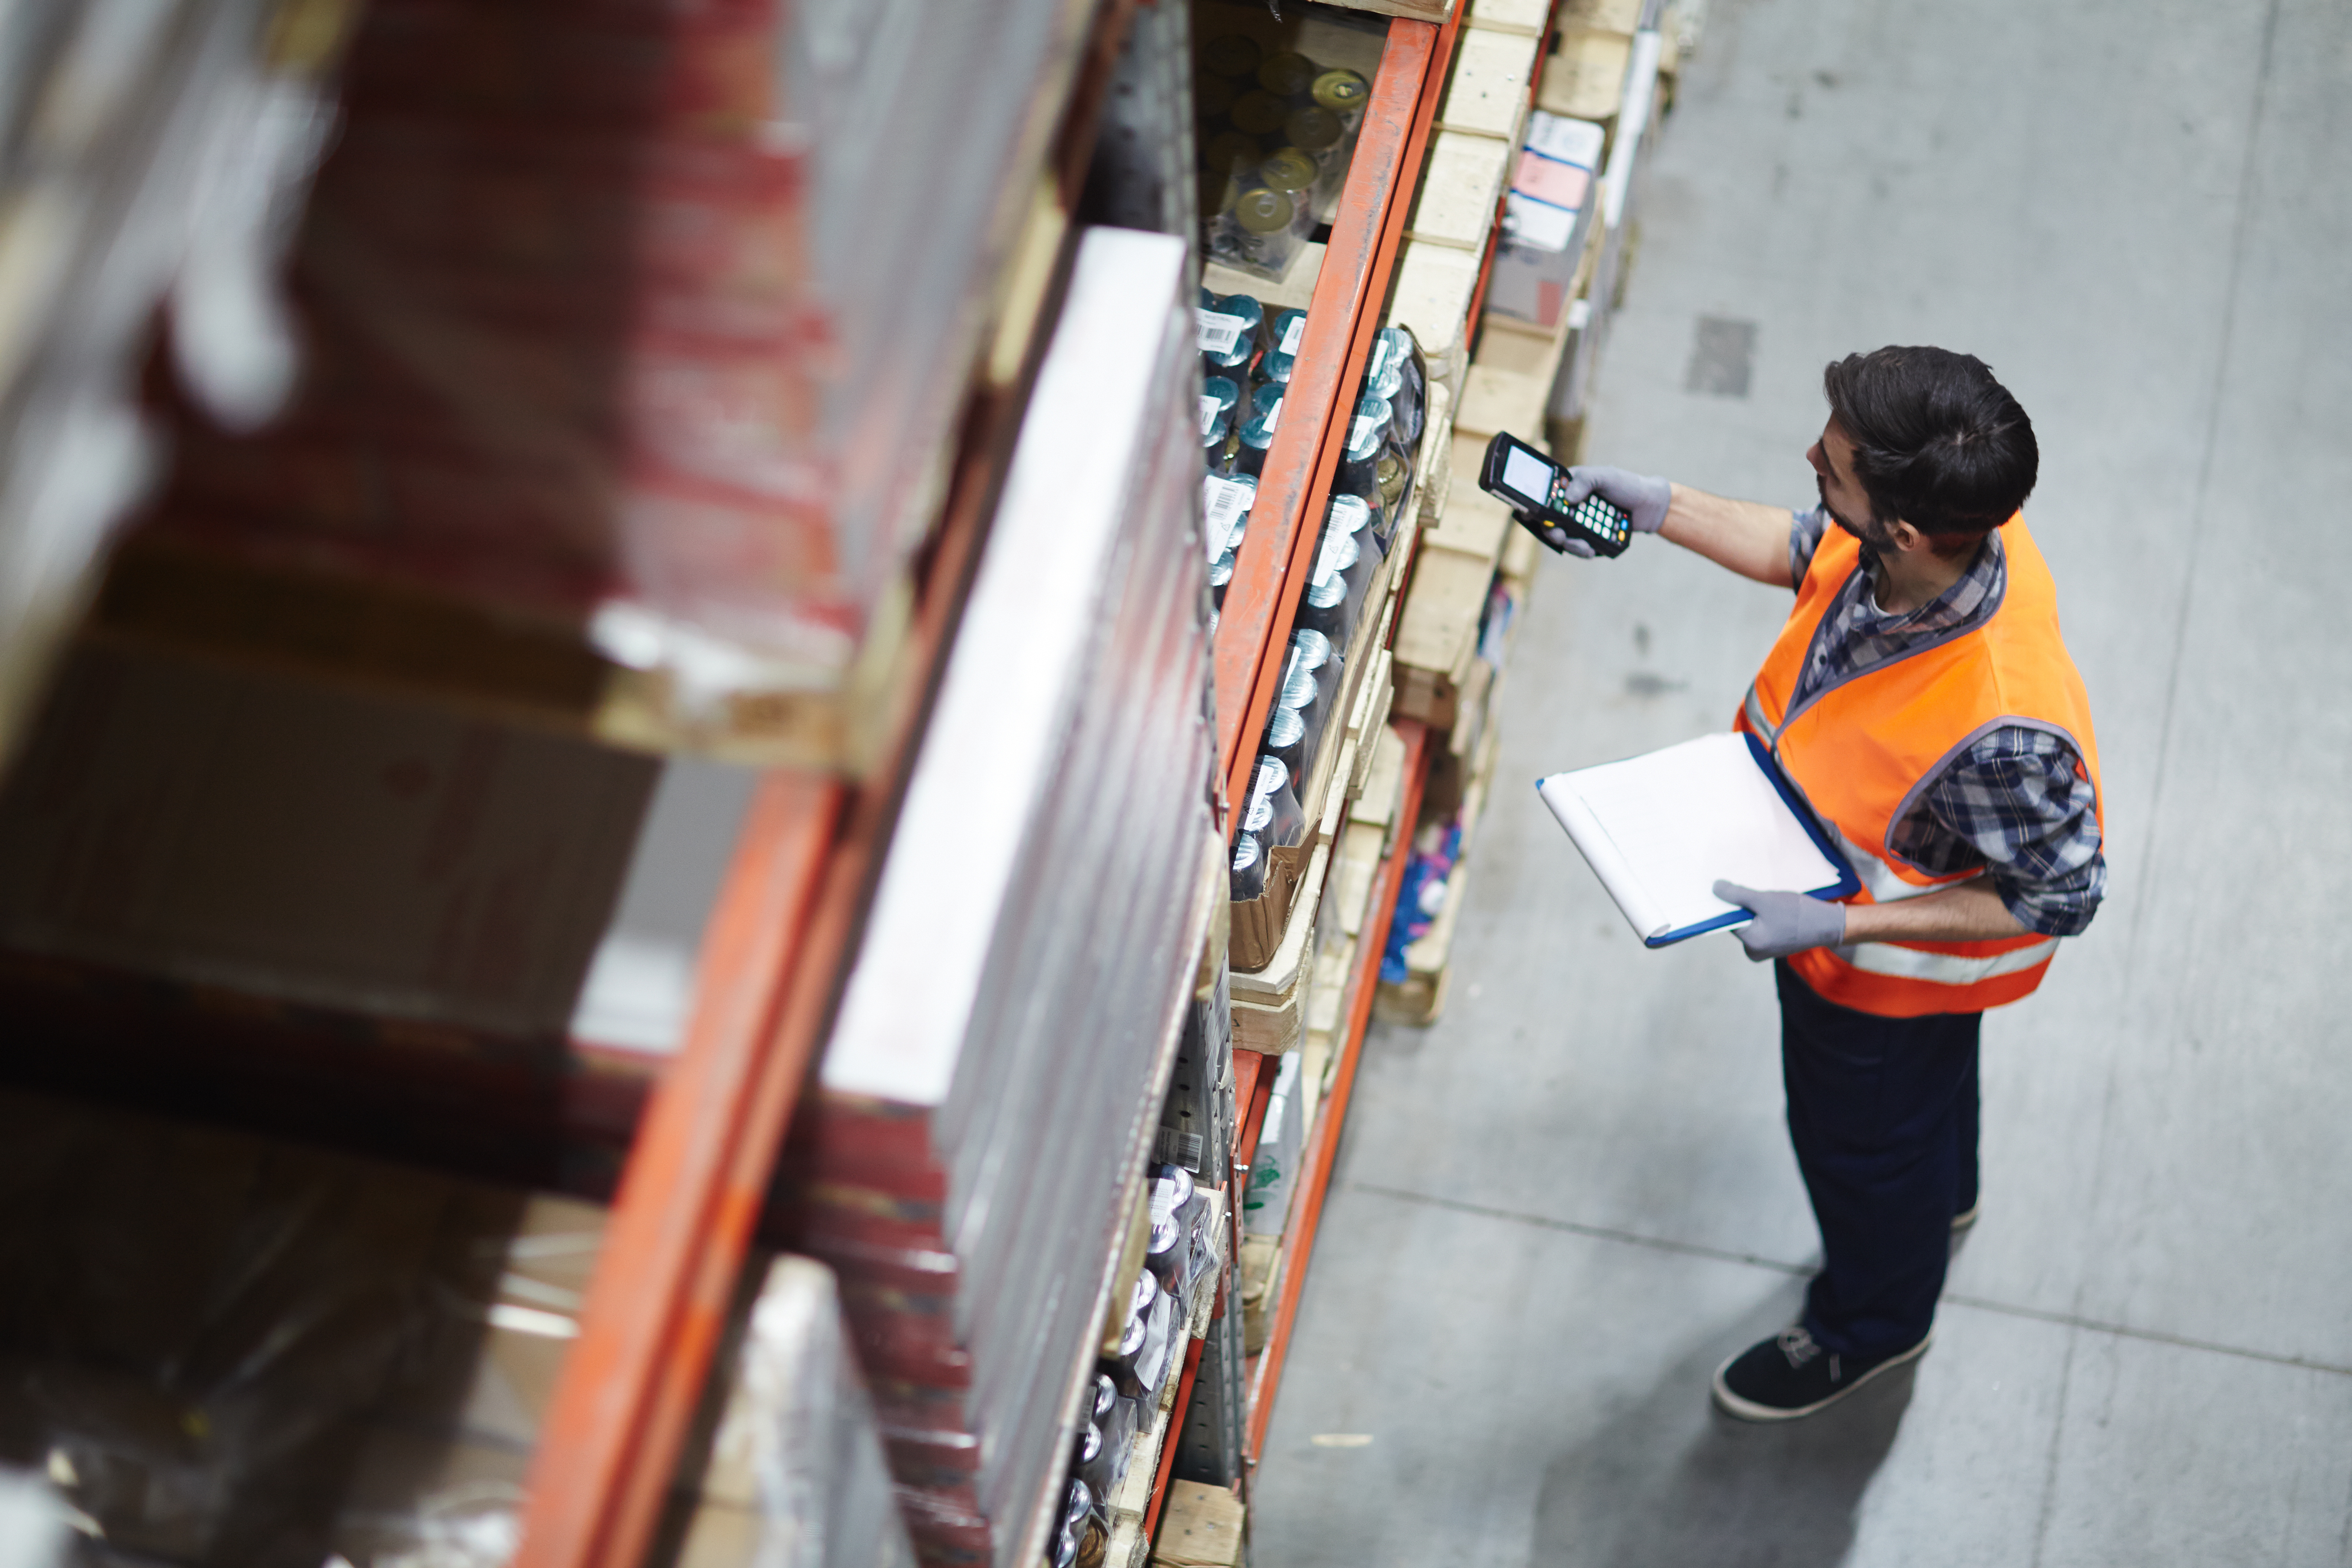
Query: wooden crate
1387 241 1484 388
1465 0 1550 37
1435 27 1538 142
1538 28 1633 120
1404 129 1513 252
1556 0 1642 29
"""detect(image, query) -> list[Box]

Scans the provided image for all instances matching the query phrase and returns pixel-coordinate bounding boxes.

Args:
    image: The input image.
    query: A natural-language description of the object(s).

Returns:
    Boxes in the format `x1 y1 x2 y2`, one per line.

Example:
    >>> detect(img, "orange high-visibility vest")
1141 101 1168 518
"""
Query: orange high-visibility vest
1735 514 2103 1018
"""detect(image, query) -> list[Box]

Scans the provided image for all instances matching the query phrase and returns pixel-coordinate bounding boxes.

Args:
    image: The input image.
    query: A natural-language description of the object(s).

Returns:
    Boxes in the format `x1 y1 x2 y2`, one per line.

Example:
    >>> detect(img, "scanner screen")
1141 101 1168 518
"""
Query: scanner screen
1501 445 1553 506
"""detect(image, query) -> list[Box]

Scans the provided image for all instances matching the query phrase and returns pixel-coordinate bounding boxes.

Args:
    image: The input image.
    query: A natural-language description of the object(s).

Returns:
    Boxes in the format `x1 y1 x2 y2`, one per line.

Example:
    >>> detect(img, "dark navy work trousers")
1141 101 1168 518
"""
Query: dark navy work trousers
1775 960 1981 1360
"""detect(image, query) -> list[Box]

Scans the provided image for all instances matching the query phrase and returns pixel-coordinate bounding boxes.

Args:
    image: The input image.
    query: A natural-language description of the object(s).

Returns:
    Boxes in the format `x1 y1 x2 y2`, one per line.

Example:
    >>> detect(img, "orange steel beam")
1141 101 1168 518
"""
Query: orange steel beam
1245 718 1429 1459
1211 11 1461 820
515 772 843 1568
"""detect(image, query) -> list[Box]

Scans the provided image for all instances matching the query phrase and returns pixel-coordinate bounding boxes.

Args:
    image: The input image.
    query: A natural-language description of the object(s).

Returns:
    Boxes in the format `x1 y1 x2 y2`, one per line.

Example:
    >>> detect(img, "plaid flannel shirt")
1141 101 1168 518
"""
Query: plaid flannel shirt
1787 507 2105 938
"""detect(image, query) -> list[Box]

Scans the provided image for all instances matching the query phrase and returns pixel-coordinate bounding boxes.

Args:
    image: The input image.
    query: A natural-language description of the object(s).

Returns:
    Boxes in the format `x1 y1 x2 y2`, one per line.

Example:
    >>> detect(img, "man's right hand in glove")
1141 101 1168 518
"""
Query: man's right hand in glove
1539 466 1673 557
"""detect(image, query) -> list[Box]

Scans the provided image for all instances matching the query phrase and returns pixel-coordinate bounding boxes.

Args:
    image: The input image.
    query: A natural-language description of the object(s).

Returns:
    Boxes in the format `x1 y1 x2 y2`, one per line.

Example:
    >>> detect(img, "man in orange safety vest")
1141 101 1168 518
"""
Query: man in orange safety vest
1560 345 2104 1421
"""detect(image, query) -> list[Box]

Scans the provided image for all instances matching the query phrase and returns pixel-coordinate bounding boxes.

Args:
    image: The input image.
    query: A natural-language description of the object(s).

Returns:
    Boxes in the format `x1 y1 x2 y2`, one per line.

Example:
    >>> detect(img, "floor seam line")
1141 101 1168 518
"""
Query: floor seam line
1348 1181 2352 1377
2119 0 2283 974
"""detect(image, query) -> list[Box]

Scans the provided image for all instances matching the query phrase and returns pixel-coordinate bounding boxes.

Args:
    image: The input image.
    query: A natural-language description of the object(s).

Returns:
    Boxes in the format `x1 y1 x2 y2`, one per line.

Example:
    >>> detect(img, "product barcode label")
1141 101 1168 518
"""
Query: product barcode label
1149 1175 1184 1225
1198 395 1220 436
1350 413 1379 448
1366 336 1393 383
1281 314 1306 354
1263 395 1282 432
1202 475 1252 559
1313 526 1348 585
1154 1125 1205 1172
1197 308 1246 356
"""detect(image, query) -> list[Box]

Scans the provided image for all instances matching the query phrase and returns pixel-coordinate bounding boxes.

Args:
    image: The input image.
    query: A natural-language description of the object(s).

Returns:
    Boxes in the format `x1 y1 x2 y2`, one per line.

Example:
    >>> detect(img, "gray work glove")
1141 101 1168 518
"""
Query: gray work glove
1543 465 1673 557
1713 880 1846 962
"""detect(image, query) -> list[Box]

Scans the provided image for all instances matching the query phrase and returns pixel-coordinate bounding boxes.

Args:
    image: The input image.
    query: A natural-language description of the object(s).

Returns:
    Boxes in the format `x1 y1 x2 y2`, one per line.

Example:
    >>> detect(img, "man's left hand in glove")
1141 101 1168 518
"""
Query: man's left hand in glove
1712 880 1846 962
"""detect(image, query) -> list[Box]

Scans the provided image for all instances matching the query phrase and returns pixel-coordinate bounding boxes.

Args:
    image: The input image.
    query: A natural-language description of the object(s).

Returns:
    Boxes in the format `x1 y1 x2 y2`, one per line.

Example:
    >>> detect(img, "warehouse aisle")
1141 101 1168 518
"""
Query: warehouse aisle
1255 1 2352 1563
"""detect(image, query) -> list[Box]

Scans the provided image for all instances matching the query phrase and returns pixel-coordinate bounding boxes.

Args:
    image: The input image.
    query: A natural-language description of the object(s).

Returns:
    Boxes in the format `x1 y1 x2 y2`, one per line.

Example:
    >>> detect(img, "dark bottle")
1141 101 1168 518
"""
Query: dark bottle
1200 373 1240 452
1334 412 1382 499
1230 831 1267 902
1199 290 1262 381
1208 546 1236 613
1297 562 1352 646
1262 705 1307 781
1234 399 1281 478
1243 754 1306 850
1262 307 1307 387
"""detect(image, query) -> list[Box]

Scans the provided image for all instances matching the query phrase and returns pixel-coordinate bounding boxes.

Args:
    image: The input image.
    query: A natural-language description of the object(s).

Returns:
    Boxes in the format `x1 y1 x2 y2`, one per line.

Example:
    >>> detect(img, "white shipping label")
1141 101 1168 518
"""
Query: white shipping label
1198 395 1220 435
1523 109 1607 171
1202 476 1253 558
1197 308 1246 356
1280 314 1306 354
1503 191 1577 253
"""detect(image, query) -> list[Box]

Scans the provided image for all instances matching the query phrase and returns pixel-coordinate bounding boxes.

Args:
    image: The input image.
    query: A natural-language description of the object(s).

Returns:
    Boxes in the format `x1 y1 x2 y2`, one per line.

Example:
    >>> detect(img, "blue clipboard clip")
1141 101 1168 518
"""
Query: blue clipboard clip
1638 734 1863 949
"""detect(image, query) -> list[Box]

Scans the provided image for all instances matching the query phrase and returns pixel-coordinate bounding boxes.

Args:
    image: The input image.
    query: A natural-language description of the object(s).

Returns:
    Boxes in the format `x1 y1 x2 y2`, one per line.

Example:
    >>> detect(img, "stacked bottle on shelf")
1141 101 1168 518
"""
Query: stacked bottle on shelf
1045 1163 1221 1568
1227 326 1429 903
1194 31 1368 280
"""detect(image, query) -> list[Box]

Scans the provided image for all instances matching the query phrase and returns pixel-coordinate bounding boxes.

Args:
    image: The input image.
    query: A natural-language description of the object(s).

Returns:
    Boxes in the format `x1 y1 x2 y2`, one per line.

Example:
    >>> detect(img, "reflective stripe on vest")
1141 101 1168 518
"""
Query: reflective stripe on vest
1744 514 2103 1018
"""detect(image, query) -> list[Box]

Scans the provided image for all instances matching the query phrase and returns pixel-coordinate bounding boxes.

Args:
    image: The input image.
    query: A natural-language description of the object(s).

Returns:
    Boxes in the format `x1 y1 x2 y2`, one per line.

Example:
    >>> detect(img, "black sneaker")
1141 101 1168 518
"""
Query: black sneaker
1710 1325 1933 1422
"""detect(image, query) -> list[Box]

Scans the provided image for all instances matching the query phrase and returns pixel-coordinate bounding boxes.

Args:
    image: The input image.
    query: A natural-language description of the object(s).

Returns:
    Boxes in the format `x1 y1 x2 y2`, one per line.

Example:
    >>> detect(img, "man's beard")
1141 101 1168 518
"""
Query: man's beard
1821 483 1896 552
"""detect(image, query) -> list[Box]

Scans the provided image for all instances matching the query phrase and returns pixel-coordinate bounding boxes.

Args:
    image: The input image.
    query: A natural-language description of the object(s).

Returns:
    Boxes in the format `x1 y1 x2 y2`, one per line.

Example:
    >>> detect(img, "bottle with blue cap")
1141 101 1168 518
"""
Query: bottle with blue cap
1198 288 1262 382
1234 392 1282 478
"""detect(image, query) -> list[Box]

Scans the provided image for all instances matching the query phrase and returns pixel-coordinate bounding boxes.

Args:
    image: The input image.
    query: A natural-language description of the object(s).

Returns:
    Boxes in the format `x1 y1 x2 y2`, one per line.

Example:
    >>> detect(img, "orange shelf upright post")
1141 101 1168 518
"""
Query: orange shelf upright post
514 772 844 1568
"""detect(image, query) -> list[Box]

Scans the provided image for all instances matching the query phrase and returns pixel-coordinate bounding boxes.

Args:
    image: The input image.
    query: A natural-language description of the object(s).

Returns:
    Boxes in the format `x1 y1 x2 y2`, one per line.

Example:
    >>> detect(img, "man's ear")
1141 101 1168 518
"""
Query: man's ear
1886 519 1929 555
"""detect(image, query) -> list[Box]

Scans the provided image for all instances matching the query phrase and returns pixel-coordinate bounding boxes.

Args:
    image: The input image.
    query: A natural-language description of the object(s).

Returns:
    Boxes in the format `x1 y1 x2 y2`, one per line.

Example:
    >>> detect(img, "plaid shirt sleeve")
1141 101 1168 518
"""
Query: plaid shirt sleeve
1890 727 2105 937
1788 505 1830 587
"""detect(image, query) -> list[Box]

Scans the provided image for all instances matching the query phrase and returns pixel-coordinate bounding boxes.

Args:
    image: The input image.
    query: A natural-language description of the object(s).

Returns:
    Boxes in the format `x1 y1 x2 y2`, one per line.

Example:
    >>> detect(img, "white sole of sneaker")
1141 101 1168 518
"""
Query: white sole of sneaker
1709 1331 1935 1423
1951 1203 1981 1231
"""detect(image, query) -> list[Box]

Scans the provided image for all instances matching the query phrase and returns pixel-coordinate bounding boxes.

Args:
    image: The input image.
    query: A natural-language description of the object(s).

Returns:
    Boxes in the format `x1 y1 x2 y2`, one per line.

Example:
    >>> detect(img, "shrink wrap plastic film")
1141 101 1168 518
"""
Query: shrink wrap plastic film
795 231 1217 1566
0 1088 918 1568
0 1085 597 1568
139 0 1097 727
0 0 349 765
672 1256 917 1568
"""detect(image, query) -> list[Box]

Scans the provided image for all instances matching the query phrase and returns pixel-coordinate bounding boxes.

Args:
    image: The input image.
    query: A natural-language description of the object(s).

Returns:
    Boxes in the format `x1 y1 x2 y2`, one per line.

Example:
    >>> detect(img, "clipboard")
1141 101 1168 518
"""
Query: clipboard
1535 732 1861 948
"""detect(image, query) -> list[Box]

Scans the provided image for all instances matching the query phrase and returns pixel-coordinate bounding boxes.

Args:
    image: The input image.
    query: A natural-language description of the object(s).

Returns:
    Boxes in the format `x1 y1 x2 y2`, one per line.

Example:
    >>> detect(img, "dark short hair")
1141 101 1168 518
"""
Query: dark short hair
1822 347 2037 538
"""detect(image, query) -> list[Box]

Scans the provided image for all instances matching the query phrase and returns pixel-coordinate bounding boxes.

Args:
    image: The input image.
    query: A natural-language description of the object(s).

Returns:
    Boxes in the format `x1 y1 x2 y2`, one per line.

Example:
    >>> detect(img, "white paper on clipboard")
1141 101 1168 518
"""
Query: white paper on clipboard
1536 732 1850 945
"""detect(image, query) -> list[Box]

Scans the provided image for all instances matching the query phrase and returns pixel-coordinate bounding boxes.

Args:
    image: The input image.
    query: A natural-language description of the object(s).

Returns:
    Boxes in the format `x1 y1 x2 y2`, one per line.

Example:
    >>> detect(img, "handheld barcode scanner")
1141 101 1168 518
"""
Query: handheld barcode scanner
1478 431 1633 557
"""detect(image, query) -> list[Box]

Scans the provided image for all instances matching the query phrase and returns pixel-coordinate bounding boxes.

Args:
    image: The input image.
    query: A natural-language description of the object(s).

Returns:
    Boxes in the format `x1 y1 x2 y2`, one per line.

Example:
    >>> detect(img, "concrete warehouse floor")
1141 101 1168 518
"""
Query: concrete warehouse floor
1254 0 2352 1563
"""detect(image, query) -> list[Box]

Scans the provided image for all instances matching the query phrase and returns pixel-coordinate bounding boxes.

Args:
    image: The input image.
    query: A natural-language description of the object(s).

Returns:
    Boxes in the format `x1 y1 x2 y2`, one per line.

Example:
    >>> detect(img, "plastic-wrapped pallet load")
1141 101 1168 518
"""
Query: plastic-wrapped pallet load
0 1083 601 1568
791 227 1220 1568
0 0 353 768
0 1085 919 1568
119 0 1100 762
670 1257 917 1568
